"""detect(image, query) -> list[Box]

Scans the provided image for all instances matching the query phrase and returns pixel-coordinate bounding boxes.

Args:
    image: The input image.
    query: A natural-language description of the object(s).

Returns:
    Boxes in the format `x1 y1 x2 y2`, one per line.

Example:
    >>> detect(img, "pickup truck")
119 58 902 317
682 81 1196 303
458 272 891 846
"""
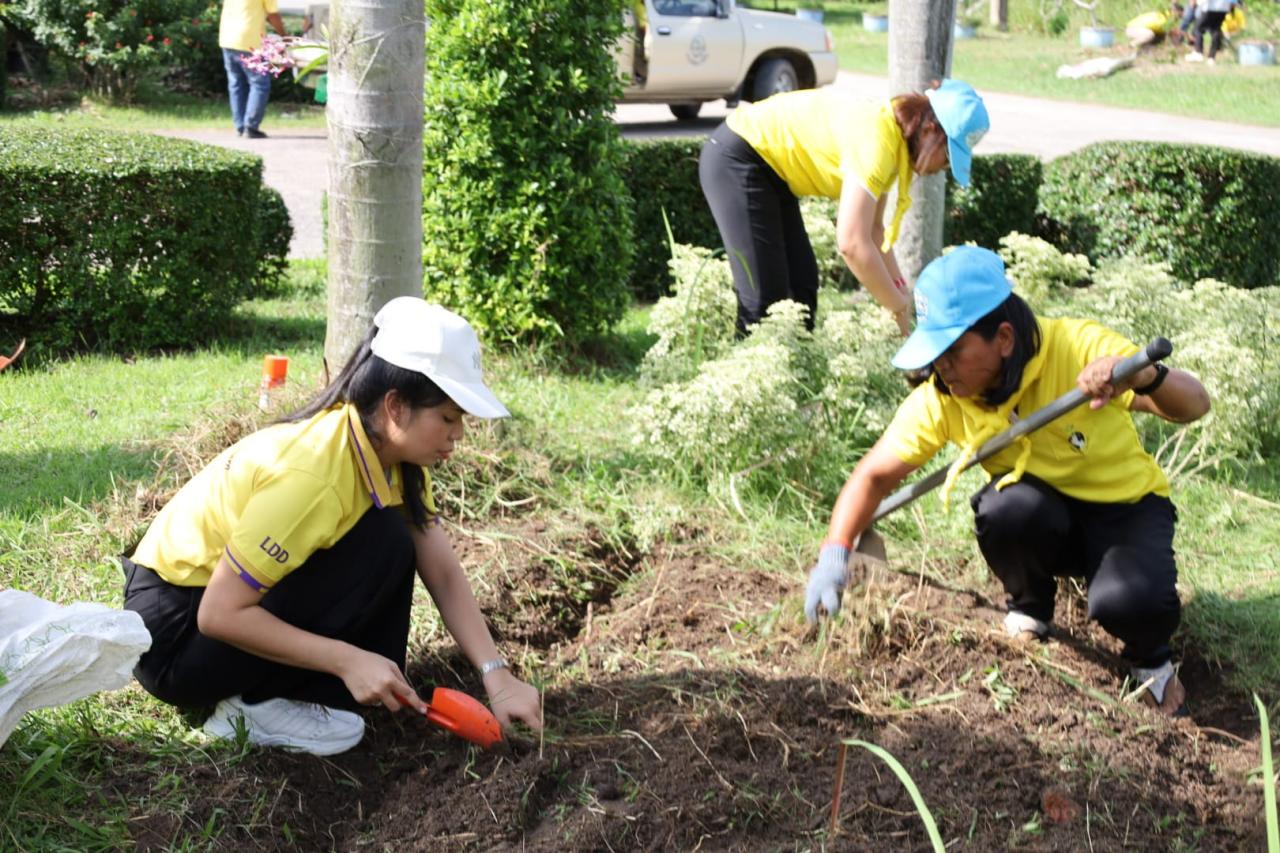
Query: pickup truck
286 1 837 120
619 0 838 120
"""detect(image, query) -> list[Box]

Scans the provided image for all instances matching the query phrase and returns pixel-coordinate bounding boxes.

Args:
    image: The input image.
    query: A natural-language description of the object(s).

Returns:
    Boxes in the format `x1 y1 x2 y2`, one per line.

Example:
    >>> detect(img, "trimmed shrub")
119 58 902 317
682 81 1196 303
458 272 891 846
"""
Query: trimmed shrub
254 186 294 297
945 154 1043 250
0 128 288 353
1039 142 1280 288
620 138 720 300
422 0 634 344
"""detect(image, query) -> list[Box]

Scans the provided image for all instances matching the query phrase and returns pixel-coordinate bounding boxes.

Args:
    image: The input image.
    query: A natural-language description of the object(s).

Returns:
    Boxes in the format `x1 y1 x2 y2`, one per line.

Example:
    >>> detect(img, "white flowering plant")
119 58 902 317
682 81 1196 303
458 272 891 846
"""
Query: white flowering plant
639 244 738 385
998 231 1092 304
632 245 904 497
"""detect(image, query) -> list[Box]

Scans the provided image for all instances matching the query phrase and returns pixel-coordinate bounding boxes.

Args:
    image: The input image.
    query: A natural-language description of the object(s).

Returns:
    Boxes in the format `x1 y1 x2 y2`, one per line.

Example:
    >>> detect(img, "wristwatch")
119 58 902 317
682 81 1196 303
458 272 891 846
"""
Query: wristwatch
1133 363 1169 396
479 657 509 676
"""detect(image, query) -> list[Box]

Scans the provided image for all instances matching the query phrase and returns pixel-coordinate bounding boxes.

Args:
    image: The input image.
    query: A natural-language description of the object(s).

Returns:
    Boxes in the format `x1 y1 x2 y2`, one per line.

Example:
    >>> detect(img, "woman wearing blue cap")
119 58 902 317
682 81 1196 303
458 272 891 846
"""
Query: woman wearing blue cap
699 79 989 336
123 298 544 754
805 247 1210 716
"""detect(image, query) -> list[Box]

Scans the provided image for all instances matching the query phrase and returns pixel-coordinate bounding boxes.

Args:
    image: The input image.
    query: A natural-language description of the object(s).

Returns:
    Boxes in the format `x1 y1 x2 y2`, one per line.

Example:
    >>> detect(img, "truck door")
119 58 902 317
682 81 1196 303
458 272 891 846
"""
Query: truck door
643 0 744 95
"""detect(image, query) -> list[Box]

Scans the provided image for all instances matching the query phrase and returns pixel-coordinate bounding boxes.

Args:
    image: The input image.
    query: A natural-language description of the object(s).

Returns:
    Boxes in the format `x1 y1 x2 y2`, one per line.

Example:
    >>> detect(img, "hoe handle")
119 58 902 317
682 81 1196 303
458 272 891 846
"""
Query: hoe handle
870 337 1173 523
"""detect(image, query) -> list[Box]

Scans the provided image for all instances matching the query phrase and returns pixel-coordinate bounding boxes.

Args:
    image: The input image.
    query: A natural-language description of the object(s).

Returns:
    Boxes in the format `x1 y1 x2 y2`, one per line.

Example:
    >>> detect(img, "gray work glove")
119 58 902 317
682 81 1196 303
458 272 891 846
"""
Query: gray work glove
804 543 851 623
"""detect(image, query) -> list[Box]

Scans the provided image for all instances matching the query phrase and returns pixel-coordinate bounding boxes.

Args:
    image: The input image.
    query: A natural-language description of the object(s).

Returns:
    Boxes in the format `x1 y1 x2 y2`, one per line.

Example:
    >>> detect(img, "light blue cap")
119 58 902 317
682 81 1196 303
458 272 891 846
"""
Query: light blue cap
891 246 1012 370
924 79 989 188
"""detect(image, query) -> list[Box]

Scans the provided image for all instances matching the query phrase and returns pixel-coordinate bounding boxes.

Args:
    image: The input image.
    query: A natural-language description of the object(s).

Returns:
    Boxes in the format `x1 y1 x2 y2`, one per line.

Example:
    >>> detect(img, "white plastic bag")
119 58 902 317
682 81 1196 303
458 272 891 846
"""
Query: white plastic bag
0 589 152 747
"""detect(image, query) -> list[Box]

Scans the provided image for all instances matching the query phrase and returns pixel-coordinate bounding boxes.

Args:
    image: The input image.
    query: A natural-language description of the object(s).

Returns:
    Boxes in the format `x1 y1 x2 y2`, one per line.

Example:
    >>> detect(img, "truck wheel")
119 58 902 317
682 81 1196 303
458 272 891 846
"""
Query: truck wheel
751 58 799 101
669 103 702 121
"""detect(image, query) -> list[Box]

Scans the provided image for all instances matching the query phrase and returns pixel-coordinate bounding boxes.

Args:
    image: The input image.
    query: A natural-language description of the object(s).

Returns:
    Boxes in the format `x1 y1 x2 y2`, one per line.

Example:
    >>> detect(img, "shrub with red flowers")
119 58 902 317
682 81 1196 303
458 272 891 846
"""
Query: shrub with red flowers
13 0 214 101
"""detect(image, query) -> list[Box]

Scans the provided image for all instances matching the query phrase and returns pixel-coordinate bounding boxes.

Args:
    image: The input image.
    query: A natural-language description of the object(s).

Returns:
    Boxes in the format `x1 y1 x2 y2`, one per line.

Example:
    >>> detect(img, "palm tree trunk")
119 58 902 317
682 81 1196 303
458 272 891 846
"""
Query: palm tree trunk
323 0 426 371
888 2 957 280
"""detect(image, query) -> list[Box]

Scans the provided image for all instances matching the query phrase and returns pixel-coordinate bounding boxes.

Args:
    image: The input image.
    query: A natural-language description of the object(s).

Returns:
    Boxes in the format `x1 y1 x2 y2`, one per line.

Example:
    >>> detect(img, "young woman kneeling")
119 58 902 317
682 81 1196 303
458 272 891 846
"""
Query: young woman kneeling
124 299 543 754
805 247 1210 716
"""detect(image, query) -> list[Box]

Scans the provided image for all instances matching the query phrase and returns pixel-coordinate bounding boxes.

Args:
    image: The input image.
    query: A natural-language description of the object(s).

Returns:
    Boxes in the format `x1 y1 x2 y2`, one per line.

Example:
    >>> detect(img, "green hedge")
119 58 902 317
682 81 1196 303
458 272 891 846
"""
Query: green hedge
0 128 289 353
1039 142 1280 288
620 138 720 300
945 154 1043 250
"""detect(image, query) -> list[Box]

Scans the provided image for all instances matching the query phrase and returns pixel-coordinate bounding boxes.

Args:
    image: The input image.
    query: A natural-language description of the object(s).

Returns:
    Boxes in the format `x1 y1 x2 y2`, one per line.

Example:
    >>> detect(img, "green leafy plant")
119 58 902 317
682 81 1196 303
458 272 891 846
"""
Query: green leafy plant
1255 694 1279 853
13 0 213 101
832 739 944 851
421 0 634 345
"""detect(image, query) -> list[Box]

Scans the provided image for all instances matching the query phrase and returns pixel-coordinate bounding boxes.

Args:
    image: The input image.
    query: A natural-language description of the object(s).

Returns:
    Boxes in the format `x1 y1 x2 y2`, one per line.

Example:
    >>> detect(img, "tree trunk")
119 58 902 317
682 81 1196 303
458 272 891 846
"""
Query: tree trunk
324 0 426 372
888 1 957 281
990 0 1008 32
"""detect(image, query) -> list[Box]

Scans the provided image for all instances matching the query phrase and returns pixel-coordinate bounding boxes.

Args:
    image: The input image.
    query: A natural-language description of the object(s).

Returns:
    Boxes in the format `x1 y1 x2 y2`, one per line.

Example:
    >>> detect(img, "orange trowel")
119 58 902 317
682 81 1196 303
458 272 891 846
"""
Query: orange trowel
399 687 504 749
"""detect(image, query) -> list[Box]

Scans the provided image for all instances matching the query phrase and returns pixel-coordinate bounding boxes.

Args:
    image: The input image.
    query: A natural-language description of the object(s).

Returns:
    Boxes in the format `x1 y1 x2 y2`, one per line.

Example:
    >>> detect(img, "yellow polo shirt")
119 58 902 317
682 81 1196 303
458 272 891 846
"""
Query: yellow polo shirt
1127 11 1171 33
884 317 1170 504
727 88 913 248
132 404 437 589
728 89 907 200
219 0 279 53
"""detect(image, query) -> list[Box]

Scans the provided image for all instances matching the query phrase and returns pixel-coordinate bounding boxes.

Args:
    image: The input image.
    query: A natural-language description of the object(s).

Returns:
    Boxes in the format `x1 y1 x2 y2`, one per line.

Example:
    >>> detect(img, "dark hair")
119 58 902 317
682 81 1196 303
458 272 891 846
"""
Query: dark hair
284 327 451 530
928 292 1041 407
891 93 949 175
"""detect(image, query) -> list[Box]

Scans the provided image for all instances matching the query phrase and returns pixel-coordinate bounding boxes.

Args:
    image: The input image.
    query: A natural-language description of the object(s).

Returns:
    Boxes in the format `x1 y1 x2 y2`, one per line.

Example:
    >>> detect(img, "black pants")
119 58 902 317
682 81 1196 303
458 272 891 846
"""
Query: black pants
971 474 1180 668
123 507 417 710
699 122 818 336
1195 11 1227 58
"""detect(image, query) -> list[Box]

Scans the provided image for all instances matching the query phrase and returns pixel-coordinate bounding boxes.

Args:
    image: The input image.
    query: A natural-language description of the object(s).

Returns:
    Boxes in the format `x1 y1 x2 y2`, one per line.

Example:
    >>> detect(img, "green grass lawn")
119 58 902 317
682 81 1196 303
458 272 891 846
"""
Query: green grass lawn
0 84 328 132
770 0 1280 127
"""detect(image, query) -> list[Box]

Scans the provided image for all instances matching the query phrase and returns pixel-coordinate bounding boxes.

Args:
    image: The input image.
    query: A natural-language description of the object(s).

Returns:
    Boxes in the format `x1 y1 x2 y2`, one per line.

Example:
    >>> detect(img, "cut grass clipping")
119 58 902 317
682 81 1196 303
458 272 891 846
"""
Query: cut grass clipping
830 738 944 851
1258 693 1280 853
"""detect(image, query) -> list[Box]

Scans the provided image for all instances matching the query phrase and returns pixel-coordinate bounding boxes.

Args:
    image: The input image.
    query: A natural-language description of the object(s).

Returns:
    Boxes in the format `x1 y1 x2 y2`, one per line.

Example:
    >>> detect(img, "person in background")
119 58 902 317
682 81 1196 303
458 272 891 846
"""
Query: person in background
1186 0 1239 64
1125 2 1185 48
804 247 1210 717
123 299 544 755
699 79 990 337
219 0 287 138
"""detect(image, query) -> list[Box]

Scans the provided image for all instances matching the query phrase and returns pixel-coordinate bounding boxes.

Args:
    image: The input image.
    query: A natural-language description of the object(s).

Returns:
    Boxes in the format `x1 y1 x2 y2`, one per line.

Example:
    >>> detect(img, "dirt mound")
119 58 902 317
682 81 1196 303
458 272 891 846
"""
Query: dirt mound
118 525 1268 851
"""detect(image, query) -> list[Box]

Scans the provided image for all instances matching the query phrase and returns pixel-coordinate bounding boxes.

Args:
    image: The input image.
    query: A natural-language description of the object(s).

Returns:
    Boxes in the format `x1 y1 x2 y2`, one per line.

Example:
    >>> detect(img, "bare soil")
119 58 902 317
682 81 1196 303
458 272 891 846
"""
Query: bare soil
118 520 1268 851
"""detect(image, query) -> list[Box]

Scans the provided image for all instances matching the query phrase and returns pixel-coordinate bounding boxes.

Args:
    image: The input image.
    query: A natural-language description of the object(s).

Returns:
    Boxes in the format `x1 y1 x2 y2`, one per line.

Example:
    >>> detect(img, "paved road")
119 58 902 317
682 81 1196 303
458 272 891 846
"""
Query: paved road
166 72 1280 260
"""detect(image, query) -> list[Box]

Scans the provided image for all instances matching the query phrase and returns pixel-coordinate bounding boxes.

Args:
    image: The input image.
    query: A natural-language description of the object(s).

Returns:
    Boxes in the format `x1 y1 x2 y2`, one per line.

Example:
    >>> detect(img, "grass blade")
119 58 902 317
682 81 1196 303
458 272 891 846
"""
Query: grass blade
1257 693 1279 853
839 738 944 852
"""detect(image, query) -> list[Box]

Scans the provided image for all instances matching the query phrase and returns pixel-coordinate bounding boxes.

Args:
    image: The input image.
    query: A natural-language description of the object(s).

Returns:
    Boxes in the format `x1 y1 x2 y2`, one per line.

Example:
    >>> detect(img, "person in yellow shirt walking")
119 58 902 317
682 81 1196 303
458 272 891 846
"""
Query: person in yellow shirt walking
698 79 989 337
123 299 543 755
804 247 1210 717
219 0 287 138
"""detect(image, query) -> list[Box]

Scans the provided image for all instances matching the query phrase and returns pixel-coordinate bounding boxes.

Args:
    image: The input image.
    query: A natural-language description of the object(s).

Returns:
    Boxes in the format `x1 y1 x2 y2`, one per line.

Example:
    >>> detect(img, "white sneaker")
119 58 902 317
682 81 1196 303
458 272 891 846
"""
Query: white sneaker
1003 610 1051 640
1185 51 1205 62
204 696 365 756
1206 57 1216 66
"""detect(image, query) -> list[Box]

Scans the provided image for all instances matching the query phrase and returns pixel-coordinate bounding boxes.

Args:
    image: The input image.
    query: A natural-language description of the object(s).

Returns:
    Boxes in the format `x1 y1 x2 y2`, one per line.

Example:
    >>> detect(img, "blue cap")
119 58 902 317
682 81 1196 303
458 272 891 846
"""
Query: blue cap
924 79 989 188
891 246 1012 370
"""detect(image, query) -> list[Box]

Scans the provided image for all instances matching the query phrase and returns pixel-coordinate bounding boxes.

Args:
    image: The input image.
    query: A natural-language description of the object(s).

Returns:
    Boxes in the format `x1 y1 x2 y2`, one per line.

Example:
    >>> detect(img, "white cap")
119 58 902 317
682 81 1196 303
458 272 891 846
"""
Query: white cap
370 298 510 419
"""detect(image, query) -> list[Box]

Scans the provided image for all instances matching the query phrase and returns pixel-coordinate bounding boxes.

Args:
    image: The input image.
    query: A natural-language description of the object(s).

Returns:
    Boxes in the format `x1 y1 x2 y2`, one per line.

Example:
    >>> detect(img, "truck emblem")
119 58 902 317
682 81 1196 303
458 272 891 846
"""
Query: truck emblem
687 35 708 65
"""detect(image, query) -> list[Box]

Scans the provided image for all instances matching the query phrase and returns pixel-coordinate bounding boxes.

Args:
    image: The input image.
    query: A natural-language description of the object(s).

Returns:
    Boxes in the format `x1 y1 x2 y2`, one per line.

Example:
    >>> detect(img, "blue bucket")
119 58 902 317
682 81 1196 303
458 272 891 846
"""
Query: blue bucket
795 8 824 23
1079 26 1115 48
1238 41 1276 66
863 13 888 32
954 23 977 40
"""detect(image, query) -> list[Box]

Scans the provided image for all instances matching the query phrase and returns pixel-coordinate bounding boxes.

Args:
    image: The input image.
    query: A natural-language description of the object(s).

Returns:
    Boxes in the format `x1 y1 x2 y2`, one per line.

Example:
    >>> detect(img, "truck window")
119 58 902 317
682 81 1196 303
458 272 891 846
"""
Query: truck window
653 0 719 17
